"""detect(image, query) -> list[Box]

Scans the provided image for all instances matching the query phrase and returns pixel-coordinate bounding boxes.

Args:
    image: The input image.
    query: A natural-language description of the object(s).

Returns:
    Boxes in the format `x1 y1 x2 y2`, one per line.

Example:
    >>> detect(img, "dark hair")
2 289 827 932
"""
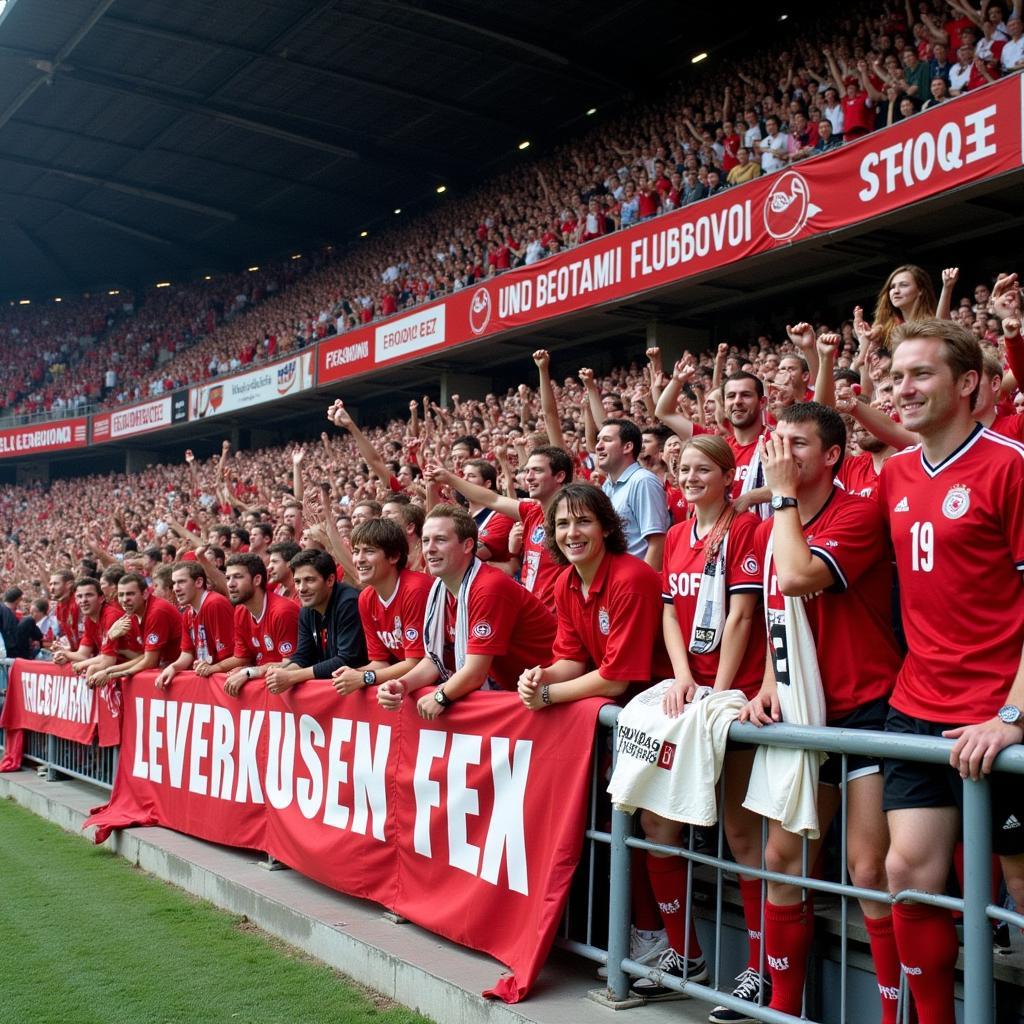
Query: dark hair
452 435 481 455
73 577 101 596
834 368 860 385
225 552 267 588
781 353 810 376
350 518 409 572
252 523 274 542
79 558 99 578
641 424 673 447
464 458 497 489
386 500 425 536
100 565 125 587
601 418 642 460
544 483 628 565
289 548 337 581
207 545 226 569
778 402 847 477
144 546 162 562
123 538 139 553
267 541 301 563
3 586 22 603
230 527 251 544
724 370 765 399
32 598 49 615
50 568 74 583
530 445 573 484
210 525 232 544
352 498 383 518
171 561 207 585
118 572 148 592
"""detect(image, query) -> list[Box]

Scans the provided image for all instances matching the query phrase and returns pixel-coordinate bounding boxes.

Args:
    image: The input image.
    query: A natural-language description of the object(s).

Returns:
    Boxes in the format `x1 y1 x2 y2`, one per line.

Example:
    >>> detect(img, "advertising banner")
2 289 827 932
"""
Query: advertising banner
189 351 315 420
0 419 88 457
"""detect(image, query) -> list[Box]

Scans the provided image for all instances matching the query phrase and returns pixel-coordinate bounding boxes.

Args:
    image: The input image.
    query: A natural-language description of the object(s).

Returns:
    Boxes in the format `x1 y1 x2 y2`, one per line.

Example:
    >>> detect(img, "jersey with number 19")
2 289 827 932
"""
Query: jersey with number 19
879 426 1024 724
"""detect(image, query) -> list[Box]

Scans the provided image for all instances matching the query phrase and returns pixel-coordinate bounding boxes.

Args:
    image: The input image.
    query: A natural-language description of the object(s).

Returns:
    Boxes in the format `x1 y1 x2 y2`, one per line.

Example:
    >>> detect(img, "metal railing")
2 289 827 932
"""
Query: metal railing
556 705 1024 1022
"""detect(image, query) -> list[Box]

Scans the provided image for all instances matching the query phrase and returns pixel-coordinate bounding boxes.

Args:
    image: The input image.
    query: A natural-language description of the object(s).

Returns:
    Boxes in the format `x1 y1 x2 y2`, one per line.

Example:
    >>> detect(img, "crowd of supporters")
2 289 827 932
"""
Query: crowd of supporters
1 0 1022 422
3 254 1024 1023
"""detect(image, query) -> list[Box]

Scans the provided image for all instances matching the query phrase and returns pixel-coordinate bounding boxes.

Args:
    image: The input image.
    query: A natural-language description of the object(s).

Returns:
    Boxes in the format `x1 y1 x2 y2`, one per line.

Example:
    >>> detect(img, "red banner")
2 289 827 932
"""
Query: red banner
83 674 605 1001
318 75 1024 386
0 418 88 458
0 660 123 769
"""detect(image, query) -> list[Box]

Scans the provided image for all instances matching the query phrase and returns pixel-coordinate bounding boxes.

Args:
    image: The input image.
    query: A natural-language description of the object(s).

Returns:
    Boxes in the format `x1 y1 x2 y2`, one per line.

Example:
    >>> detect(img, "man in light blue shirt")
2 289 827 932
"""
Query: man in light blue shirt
596 419 669 570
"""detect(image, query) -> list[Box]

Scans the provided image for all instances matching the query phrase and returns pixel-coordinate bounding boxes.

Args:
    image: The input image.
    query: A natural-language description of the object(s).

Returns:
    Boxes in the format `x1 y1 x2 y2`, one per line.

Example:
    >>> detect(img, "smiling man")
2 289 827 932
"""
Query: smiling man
330 518 432 696
376 504 554 719
879 319 1024 1024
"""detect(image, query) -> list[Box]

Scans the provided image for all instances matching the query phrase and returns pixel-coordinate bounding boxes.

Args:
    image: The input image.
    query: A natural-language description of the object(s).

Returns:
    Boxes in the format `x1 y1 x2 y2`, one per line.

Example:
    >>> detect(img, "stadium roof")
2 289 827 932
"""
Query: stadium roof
0 0 720 300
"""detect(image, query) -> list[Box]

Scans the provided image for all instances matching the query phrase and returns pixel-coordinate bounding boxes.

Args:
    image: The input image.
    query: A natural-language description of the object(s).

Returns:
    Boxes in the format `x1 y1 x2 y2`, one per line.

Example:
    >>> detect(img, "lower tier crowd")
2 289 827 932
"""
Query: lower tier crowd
3 262 1024 1024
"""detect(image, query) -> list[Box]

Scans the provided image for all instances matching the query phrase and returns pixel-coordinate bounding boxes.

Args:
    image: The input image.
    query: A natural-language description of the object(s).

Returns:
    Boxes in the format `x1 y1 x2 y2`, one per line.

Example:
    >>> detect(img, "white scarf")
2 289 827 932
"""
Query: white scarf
739 438 771 520
423 558 483 682
689 526 727 656
743 533 827 838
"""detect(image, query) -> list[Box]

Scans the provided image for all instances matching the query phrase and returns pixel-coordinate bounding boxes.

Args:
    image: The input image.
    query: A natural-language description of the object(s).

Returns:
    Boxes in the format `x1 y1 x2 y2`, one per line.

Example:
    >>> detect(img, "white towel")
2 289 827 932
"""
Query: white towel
689 531 727 655
422 558 482 682
740 439 772 520
608 681 746 826
742 534 827 838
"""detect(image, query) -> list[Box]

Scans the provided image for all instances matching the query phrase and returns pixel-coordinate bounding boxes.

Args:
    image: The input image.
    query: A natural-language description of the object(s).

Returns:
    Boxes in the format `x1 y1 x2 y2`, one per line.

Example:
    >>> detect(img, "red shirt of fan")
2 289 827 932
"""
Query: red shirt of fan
102 595 182 666
80 601 123 654
359 569 432 663
753 487 900 719
440 564 555 689
553 551 673 685
991 412 1024 443
838 451 883 499
180 590 235 663
727 431 771 501
662 512 766 698
268 582 300 604
518 499 563 611
476 509 515 563
233 590 300 665
56 593 82 650
879 426 1024 723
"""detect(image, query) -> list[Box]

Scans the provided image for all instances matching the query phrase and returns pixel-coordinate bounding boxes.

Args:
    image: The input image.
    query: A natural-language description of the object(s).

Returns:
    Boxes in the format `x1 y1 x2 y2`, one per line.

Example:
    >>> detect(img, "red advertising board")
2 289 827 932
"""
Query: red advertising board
319 75 1024 385
83 675 604 1002
0 418 88 457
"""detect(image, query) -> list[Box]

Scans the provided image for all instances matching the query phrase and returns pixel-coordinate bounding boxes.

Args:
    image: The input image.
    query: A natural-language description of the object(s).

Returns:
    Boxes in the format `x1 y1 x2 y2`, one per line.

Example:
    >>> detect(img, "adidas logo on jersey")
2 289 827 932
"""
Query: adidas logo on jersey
1003 814 1021 831
894 497 910 512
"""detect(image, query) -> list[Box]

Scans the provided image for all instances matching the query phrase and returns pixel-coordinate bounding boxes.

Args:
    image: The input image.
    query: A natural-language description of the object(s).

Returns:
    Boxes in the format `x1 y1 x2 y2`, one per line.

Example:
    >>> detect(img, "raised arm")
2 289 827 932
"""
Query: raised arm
532 349 566 449
578 367 606 433
424 462 523 521
327 399 392 484
786 321 821 387
937 267 959 320
653 358 699 442
812 333 840 408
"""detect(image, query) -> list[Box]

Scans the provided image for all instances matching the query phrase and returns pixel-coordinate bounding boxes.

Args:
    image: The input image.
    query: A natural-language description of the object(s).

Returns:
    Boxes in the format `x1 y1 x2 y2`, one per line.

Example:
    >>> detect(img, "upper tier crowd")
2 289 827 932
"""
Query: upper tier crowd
1 0 1021 421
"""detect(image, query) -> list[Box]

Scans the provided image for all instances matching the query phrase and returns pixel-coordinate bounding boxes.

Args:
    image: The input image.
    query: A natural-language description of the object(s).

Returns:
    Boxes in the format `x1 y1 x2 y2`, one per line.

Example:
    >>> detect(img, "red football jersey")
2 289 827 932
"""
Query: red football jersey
990 412 1024 443
880 427 1024 723
518 499 563 610
753 487 900 718
102 595 182 667
554 551 673 685
662 512 766 698
80 601 123 654
440 564 555 689
727 432 770 502
477 509 515 563
838 451 883 500
56 594 82 650
233 590 300 665
359 569 432 663
181 590 235 663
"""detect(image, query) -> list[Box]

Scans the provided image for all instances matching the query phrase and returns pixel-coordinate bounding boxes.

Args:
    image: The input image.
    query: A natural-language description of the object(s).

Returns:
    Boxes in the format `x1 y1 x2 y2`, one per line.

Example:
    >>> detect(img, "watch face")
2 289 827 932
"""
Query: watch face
363 671 375 686
434 689 446 705
999 705 1022 725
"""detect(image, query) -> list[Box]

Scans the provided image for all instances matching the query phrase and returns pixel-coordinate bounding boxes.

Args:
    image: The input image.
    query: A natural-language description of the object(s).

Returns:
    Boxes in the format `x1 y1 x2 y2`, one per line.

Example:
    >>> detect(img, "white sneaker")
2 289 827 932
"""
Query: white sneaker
629 946 709 1001
597 926 669 979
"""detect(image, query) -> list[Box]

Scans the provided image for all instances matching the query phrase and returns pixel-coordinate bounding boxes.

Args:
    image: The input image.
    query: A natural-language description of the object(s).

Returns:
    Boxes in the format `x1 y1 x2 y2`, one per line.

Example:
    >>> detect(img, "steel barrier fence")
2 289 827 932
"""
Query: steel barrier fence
2 667 1023 1019
554 704 1024 1022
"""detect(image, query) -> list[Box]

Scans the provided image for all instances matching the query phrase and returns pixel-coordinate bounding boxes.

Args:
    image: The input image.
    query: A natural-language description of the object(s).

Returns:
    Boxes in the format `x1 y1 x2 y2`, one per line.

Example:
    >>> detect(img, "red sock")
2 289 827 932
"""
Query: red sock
891 903 958 1024
864 914 901 1024
646 853 702 958
631 847 662 932
738 876 764 971
765 900 814 1014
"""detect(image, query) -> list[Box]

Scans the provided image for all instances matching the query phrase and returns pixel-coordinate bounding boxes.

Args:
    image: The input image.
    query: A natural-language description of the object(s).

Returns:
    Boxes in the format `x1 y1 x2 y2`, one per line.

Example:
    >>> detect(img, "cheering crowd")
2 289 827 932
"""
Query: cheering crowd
3 257 1022 1024
2 0 1023 422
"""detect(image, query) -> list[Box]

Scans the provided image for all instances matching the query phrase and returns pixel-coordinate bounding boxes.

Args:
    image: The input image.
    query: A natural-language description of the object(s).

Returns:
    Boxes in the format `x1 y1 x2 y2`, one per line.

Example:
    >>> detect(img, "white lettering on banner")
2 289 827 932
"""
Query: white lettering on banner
413 729 532 895
325 340 370 369
858 104 997 201
210 705 235 799
515 249 624 313
20 670 94 723
266 710 296 809
188 703 212 796
351 720 390 839
665 572 705 598
630 201 752 279
0 425 74 454
236 709 265 802
297 714 325 819
375 306 446 363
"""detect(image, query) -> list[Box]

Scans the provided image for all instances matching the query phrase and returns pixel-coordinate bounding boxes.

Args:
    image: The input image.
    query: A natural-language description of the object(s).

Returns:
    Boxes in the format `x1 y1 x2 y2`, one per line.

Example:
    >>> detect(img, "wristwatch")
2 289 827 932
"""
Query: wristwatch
770 495 798 512
362 670 377 687
433 686 452 708
997 704 1024 730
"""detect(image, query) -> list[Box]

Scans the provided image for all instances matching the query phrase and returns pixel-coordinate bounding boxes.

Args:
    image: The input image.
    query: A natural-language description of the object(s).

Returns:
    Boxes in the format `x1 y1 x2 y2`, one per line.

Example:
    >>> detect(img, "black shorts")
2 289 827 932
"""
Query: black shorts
882 708 1024 857
819 696 889 787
